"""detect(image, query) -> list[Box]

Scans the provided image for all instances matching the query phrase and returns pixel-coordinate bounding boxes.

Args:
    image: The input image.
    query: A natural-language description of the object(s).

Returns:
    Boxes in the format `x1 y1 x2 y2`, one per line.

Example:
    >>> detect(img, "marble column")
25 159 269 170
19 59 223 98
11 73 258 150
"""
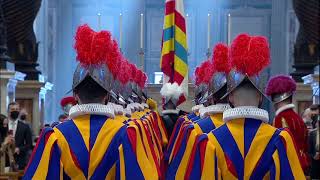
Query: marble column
0 70 25 115
271 0 288 76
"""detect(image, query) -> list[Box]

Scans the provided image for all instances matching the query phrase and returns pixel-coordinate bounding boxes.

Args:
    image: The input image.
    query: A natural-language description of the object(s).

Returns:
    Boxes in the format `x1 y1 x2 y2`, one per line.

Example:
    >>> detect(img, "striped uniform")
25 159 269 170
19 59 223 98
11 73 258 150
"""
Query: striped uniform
165 112 200 163
166 113 223 179
187 107 305 180
24 114 157 180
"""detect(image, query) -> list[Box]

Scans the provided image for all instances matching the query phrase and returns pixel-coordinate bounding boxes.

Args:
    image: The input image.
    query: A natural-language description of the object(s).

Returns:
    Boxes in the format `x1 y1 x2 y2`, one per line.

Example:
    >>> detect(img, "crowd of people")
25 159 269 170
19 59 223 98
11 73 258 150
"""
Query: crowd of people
0 102 32 172
0 24 318 179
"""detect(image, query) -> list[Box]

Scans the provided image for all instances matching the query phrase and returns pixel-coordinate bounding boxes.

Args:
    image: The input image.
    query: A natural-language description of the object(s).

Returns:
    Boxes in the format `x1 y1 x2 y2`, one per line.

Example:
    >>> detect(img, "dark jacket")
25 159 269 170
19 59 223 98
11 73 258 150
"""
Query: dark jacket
14 121 32 170
161 109 188 139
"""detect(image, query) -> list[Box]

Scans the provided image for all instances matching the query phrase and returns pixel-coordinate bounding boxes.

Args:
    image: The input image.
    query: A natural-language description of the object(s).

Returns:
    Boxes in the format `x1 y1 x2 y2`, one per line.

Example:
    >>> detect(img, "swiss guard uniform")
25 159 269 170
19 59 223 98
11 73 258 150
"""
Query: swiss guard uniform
164 60 211 164
114 60 167 179
24 24 156 179
266 75 310 172
51 96 77 127
60 96 77 117
165 43 231 179
160 82 187 138
186 34 305 179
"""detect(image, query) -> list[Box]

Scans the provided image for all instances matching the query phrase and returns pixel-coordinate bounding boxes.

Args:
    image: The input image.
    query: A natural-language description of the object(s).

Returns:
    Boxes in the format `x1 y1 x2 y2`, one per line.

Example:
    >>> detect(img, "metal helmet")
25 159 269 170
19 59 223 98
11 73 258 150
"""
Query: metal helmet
72 64 114 93
193 60 211 104
265 75 297 104
207 43 230 102
71 24 120 94
60 96 77 115
222 33 270 99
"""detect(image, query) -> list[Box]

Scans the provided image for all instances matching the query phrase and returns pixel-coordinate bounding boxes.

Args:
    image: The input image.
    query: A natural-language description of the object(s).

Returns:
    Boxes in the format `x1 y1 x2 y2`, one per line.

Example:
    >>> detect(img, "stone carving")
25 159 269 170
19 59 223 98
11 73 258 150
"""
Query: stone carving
291 0 320 81
0 0 11 68
2 0 42 79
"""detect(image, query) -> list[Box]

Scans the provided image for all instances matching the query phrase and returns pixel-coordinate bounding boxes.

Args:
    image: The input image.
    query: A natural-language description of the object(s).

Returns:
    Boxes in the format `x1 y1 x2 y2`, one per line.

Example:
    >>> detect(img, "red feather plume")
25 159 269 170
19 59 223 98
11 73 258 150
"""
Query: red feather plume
129 63 137 82
201 60 214 84
230 33 270 76
194 66 201 85
118 58 131 85
106 40 121 75
74 24 113 66
139 73 148 88
135 69 143 84
212 43 230 73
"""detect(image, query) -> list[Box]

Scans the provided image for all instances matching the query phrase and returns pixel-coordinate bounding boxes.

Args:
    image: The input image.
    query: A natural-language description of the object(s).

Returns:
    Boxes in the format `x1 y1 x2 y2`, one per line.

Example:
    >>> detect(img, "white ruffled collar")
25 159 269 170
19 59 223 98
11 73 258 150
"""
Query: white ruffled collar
109 103 124 115
124 107 132 117
69 103 115 119
192 104 204 113
275 104 295 116
129 103 144 112
223 106 269 123
162 109 180 115
199 104 230 118
142 103 149 109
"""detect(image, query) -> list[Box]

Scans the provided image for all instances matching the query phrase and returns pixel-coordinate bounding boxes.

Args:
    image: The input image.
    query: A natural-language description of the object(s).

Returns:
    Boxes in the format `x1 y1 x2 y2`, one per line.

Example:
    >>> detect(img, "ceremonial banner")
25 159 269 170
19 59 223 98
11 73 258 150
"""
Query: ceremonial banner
160 0 188 105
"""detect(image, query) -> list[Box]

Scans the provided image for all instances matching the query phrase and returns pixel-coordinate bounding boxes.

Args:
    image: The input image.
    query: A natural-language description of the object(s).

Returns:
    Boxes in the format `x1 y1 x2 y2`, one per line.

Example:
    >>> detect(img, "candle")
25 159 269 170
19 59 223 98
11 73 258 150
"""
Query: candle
140 13 144 49
97 13 101 30
119 13 123 49
207 13 210 49
228 13 231 45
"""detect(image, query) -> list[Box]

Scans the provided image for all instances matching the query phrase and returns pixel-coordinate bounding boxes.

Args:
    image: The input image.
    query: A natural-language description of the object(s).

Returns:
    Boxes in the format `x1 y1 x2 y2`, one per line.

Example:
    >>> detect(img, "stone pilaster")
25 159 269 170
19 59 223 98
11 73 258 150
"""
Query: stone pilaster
0 70 25 115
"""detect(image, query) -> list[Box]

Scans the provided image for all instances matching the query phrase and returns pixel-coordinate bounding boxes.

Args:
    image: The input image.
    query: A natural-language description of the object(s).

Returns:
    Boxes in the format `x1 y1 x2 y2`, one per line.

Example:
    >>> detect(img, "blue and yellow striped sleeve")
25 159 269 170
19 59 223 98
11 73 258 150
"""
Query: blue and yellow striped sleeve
185 134 219 180
23 128 62 180
125 126 159 180
274 129 305 180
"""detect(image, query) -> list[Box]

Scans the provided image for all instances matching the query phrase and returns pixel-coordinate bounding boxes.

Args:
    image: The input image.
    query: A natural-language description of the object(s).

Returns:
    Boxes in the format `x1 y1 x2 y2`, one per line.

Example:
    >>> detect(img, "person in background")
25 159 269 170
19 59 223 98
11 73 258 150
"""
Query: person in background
60 96 77 119
0 114 8 143
310 104 320 129
303 108 314 130
186 34 304 179
160 82 187 138
58 114 67 123
19 109 32 128
309 104 319 179
265 75 310 173
7 102 32 170
24 24 156 179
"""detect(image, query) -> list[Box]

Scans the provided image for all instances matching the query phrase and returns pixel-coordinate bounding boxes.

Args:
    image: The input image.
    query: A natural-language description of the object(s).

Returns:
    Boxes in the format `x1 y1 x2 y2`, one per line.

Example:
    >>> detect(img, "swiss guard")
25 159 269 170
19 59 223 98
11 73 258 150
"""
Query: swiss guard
165 43 231 179
23 24 156 179
60 96 77 117
164 59 210 166
266 74 310 172
160 82 187 138
186 33 305 179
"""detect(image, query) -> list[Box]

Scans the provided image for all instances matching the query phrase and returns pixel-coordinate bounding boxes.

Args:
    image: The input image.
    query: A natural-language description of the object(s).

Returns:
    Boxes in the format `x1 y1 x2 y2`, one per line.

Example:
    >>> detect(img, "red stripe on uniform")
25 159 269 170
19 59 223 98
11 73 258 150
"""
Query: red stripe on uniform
172 127 192 158
24 130 53 172
185 137 198 180
224 152 238 178
127 127 137 154
70 149 82 170
199 139 208 173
